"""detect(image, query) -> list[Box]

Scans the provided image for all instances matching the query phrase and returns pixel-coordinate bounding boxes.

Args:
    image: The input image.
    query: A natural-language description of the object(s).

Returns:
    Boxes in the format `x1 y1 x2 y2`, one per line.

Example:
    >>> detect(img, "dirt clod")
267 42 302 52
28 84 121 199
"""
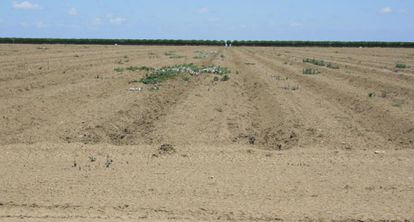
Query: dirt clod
159 144 176 154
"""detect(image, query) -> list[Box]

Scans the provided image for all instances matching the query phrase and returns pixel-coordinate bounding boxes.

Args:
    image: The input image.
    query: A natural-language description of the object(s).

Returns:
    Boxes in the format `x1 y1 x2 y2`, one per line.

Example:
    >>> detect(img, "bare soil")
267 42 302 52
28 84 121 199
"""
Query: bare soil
0 44 413 221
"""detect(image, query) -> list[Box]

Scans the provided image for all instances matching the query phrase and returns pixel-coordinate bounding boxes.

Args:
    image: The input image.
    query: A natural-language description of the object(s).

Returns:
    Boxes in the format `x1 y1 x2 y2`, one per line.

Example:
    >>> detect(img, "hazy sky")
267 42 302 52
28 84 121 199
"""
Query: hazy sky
1 0 413 41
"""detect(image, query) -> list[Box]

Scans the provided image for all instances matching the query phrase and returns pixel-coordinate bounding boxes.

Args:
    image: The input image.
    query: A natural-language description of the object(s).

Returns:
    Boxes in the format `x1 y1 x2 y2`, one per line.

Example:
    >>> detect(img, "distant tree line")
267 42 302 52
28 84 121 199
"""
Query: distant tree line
0 38 413 47
0 38 225 46
230 40 414 48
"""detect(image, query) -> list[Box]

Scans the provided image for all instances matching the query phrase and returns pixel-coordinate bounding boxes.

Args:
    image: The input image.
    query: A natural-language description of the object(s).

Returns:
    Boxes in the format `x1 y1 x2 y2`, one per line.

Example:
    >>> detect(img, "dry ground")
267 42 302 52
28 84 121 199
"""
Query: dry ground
0 44 413 221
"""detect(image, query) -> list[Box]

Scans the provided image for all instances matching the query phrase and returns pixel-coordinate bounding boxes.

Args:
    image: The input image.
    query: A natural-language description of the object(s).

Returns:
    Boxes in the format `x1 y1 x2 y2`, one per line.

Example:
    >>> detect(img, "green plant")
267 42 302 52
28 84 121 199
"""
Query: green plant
368 92 375 97
114 67 124 72
126 66 140 72
326 63 340 69
304 58 339 69
396 63 407 69
221 74 230 81
182 76 190 81
136 63 231 85
303 68 320 75
89 156 97 162
193 51 208 59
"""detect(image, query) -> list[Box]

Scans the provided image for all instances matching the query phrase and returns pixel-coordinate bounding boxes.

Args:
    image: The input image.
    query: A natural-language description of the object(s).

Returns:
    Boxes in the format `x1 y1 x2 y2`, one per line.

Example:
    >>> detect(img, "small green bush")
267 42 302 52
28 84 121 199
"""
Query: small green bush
114 67 124 72
396 63 407 69
221 74 230 81
303 68 320 75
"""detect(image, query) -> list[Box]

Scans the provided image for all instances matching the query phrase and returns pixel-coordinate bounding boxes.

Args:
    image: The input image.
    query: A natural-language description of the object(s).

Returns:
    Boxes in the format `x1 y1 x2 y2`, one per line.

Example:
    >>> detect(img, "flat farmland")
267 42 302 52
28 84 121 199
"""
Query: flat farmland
0 44 413 221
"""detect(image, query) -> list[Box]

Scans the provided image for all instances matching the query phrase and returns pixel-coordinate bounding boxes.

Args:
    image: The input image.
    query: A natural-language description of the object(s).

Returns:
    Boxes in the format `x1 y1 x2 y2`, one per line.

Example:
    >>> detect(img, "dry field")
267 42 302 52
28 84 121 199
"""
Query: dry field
0 44 413 221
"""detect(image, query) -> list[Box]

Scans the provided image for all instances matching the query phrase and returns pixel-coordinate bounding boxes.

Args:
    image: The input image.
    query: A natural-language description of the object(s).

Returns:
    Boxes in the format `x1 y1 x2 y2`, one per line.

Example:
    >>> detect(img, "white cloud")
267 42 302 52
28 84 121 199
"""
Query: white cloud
379 7 393 14
68 8 77 16
197 7 209 14
12 1 41 10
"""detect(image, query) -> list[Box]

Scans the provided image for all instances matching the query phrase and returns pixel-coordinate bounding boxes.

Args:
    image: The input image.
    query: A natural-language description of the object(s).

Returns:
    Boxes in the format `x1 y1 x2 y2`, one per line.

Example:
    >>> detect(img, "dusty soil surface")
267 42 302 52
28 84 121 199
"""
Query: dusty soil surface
0 44 413 221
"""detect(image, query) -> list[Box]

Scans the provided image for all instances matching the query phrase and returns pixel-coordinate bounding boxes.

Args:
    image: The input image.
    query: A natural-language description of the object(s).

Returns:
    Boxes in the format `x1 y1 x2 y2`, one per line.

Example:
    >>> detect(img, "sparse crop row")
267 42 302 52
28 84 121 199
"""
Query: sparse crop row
1 38 413 48
303 58 339 69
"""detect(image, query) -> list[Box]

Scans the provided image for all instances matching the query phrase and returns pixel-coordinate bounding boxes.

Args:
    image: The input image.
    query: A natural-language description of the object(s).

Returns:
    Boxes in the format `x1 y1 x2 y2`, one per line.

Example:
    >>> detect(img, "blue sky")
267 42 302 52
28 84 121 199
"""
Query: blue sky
1 0 413 41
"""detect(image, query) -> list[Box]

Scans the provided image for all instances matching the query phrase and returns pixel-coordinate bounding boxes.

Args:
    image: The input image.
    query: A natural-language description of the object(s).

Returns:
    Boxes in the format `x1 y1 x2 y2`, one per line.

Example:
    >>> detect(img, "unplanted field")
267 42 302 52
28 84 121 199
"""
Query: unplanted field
0 44 413 221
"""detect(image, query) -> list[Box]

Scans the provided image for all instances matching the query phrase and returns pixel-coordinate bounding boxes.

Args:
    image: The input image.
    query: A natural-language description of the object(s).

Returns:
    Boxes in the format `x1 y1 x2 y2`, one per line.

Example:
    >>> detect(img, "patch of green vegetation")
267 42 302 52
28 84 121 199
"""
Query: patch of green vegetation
202 65 231 75
89 156 97 162
303 68 320 75
326 63 340 69
303 58 339 69
125 66 140 72
136 63 231 85
182 76 191 82
165 51 185 59
126 66 154 72
221 74 230 81
193 51 208 59
114 67 124 72
396 63 407 69
115 66 154 73
368 92 376 98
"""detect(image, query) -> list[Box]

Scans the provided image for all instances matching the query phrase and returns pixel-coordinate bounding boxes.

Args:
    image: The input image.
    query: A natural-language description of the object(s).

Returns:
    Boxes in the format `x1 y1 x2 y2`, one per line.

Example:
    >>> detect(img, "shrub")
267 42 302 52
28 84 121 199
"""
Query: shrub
303 68 320 75
114 67 124 72
221 74 230 81
396 63 407 69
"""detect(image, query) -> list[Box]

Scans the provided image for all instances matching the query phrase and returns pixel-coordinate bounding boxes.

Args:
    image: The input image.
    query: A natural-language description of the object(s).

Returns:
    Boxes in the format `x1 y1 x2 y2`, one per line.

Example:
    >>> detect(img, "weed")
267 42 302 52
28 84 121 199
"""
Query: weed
114 67 124 72
303 58 326 66
396 63 407 69
126 66 140 72
304 58 339 69
221 74 230 81
105 156 113 168
220 54 225 59
368 92 376 98
326 63 340 69
182 76 190 82
89 156 97 162
202 65 231 75
272 75 288 80
303 68 320 75
282 85 300 91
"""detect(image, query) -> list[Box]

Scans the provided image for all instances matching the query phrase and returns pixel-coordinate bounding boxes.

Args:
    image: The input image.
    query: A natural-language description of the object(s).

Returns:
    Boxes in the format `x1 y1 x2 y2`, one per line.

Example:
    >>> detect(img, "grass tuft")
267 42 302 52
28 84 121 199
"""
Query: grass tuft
303 68 320 75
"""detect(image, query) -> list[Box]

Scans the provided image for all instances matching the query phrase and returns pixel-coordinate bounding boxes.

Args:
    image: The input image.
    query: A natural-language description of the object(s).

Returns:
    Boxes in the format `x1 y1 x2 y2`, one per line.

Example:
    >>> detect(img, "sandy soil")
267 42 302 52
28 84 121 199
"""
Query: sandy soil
0 44 413 221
